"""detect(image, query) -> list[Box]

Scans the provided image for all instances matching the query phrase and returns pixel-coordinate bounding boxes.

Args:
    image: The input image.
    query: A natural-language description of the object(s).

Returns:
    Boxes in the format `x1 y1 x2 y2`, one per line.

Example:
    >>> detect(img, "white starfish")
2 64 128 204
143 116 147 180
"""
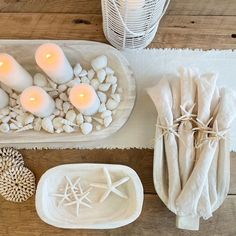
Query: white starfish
68 176 92 203
51 183 72 207
90 167 130 203
64 176 92 217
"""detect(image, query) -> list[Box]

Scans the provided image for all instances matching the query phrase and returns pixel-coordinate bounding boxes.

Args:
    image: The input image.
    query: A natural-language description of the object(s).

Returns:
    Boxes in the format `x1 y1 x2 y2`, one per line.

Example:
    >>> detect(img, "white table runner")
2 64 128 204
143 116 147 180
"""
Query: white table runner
4 49 236 150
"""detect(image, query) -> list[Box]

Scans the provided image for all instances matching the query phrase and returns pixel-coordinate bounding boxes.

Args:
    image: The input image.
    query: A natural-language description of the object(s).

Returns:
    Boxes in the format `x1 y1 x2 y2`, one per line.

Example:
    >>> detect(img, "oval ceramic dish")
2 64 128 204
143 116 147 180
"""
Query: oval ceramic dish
35 163 143 229
0 40 136 144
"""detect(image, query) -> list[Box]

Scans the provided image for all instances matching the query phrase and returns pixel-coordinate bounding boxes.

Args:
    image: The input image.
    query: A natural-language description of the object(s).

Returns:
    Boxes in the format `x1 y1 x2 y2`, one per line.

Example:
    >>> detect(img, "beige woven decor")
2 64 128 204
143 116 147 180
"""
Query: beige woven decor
0 147 24 174
0 165 36 202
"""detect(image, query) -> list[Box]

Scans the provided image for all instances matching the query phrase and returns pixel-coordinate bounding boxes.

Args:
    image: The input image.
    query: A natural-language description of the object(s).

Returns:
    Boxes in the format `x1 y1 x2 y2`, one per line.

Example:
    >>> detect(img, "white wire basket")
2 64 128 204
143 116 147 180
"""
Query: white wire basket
102 0 170 49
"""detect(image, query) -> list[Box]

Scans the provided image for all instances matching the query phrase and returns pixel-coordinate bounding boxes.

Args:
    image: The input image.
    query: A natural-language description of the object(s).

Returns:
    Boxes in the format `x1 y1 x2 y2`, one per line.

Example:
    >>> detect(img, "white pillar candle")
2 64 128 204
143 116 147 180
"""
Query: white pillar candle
0 53 33 92
0 88 9 109
20 86 55 118
35 43 73 84
69 84 100 116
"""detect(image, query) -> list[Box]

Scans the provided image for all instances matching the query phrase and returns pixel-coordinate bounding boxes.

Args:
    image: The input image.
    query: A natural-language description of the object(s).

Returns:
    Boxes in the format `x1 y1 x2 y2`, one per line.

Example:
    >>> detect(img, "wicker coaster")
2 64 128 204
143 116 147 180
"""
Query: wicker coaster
0 147 24 175
0 166 36 202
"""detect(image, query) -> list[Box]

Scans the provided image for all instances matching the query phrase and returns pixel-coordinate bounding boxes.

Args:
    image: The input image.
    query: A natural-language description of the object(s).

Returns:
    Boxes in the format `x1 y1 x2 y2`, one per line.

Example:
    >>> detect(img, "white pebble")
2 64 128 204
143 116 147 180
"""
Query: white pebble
80 122 93 135
74 63 82 77
105 67 114 75
106 75 117 84
47 79 57 89
63 102 71 113
16 115 24 124
99 83 111 92
111 84 117 94
101 110 112 119
42 117 54 133
76 113 84 125
91 55 107 71
84 116 92 123
90 79 100 90
1 115 11 123
111 94 121 103
81 76 90 84
79 69 88 77
10 123 18 130
106 98 119 110
52 117 64 129
59 93 68 102
55 98 63 110
93 117 103 125
97 69 106 83
88 69 95 80
48 90 59 98
24 114 34 125
9 111 17 118
55 128 63 134
104 116 112 127
98 103 106 113
34 73 48 87
67 79 80 88
33 118 42 131
63 125 74 133
53 109 60 116
58 84 67 93
0 123 10 133
60 111 65 117
97 91 107 103
66 110 76 123
0 107 10 116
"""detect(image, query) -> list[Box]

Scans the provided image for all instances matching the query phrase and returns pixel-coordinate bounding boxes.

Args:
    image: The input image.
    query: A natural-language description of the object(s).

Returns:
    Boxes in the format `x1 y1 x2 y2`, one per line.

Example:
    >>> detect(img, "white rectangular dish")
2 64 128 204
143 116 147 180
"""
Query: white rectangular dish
0 40 135 144
35 164 143 229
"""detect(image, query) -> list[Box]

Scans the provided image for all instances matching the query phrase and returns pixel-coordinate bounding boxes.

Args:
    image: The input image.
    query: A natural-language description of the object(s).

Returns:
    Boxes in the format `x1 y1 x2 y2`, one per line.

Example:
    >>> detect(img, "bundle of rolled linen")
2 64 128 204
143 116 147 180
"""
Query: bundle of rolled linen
147 67 236 230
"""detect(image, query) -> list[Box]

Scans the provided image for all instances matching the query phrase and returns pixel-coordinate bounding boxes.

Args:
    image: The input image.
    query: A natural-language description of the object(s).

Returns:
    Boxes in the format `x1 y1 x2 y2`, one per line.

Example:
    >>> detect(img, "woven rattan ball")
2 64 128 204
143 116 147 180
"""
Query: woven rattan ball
0 147 24 174
0 166 35 202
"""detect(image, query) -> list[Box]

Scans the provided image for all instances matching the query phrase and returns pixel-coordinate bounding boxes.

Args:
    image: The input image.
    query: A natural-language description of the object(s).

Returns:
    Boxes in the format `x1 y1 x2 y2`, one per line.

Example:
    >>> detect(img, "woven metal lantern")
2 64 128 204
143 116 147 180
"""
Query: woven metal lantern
102 0 170 49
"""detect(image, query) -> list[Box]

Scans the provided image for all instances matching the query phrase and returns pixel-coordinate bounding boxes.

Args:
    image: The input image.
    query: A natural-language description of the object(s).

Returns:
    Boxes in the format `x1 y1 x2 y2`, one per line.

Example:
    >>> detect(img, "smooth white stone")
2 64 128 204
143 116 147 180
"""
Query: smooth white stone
111 94 121 103
76 113 84 125
66 110 76 123
106 75 117 85
97 69 106 83
90 79 100 90
97 91 107 103
88 69 95 80
99 83 111 92
101 110 112 119
91 55 108 71
73 63 83 77
80 122 93 135
104 116 112 127
106 98 119 110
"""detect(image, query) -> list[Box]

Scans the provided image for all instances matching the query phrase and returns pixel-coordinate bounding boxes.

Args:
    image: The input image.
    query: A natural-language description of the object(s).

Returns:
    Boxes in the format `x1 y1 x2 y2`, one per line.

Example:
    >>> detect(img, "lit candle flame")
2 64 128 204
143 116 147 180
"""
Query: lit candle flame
0 61 3 67
29 97 36 101
45 53 52 59
79 93 85 98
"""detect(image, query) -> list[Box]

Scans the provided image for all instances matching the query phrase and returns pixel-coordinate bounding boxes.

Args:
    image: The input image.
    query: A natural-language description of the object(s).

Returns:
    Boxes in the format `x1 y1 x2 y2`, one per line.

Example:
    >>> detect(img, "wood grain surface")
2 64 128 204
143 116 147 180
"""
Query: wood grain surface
0 0 236 235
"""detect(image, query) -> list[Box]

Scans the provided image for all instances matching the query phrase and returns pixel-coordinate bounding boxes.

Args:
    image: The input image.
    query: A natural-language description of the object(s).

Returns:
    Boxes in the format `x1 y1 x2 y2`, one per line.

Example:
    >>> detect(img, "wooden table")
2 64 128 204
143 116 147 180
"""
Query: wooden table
0 0 236 235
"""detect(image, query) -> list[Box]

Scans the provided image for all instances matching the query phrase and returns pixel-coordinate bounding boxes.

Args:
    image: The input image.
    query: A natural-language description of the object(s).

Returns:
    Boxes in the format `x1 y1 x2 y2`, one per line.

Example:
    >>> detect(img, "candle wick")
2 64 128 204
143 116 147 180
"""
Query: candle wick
29 97 36 101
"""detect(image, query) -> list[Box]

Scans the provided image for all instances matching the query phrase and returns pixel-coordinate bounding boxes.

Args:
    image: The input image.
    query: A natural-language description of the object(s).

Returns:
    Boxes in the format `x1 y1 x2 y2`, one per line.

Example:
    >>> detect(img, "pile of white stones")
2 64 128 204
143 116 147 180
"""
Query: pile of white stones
0 55 122 135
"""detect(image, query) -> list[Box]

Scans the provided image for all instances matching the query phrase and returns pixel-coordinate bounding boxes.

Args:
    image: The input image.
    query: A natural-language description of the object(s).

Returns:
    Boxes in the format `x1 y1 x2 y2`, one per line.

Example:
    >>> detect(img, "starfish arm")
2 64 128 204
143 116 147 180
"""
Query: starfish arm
51 193 64 197
99 189 111 203
113 177 130 188
80 201 92 208
103 167 112 186
85 196 92 203
80 191 90 200
78 182 83 194
112 188 128 199
90 183 108 189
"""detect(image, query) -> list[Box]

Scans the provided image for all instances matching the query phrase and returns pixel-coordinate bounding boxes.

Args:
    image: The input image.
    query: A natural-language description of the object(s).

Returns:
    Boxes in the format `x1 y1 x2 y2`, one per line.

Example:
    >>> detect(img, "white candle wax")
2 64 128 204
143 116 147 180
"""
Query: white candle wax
0 88 9 109
69 84 100 116
35 43 73 84
0 53 33 92
20 86 55 118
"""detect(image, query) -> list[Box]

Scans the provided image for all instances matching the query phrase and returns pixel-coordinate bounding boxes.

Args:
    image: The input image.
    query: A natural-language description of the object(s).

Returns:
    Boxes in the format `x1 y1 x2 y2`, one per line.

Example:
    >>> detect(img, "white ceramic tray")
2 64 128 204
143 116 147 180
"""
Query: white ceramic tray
0 40 136 144
35 163 143 229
